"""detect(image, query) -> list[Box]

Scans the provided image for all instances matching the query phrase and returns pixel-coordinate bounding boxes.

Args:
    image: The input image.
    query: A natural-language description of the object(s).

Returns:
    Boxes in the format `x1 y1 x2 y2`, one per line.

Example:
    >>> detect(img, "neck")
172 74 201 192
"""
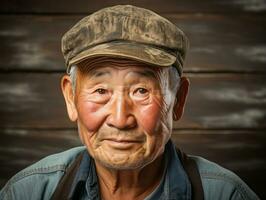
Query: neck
95 154 165 200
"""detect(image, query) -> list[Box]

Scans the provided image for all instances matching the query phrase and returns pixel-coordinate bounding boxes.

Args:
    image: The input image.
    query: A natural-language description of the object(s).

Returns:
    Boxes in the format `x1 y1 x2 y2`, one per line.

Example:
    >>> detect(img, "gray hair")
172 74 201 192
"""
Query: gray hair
168 66 181 94
69 65 77 94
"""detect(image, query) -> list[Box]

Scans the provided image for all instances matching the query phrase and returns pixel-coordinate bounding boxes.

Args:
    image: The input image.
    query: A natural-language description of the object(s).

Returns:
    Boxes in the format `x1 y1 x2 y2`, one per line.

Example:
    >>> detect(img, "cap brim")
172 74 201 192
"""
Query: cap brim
67 41 180 74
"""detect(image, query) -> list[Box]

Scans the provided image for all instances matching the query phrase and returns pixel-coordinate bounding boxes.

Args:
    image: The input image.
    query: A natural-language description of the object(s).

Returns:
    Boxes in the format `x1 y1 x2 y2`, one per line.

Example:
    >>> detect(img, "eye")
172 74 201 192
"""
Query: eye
133 88 149 96
95 88 107 94
136 88 148 94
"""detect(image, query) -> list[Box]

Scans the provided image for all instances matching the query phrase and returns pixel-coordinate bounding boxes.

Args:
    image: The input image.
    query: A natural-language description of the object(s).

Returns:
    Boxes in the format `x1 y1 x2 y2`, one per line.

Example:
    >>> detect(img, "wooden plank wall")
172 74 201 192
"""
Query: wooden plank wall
0 0 266 198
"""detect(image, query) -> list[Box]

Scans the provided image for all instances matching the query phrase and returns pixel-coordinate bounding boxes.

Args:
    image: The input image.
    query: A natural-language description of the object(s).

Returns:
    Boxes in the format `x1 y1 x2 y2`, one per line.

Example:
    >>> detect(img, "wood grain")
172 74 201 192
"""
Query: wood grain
1 0 266 14
0 129 265 198
0 73 265 129
0 14 266 72
176 73 266 129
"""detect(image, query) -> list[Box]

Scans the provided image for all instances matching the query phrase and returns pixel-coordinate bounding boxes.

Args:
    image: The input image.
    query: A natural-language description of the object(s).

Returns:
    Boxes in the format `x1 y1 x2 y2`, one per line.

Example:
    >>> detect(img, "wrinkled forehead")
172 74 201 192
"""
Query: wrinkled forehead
76 56 168 80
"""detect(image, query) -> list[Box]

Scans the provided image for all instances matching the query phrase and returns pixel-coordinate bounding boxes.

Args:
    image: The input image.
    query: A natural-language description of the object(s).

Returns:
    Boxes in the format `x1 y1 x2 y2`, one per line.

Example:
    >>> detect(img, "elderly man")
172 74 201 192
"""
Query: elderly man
0 5 259 200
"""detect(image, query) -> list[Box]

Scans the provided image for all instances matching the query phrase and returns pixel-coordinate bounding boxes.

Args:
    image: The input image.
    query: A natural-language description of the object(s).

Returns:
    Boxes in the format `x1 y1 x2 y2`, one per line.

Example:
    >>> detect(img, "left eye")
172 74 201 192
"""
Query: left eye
95 88 107 94
134 88 149 95
137 88 148 94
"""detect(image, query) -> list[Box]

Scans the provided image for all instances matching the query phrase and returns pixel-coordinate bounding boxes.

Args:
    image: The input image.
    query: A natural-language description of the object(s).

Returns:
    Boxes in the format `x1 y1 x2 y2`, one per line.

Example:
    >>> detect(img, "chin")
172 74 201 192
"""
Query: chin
95 155 153 170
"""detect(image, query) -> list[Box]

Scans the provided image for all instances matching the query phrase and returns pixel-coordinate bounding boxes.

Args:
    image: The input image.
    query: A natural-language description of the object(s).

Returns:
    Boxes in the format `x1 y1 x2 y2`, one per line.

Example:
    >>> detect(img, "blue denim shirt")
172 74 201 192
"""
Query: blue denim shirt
67 140 191 200
0 140 259 200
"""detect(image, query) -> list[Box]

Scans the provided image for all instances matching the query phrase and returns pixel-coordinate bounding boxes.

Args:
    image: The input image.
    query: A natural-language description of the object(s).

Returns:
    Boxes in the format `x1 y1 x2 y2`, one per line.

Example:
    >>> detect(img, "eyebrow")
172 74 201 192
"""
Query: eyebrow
90 70 111 78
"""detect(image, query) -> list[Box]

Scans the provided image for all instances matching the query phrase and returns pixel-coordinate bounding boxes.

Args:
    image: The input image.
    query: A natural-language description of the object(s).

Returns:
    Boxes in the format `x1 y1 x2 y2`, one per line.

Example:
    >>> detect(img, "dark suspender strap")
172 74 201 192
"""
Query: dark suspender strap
176 148 204 200
51 152 84 200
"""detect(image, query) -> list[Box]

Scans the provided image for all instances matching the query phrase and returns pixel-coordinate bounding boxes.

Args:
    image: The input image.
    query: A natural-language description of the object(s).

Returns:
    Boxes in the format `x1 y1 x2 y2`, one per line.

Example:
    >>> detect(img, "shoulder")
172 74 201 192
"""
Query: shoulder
189 155 259 200
0 146 86 200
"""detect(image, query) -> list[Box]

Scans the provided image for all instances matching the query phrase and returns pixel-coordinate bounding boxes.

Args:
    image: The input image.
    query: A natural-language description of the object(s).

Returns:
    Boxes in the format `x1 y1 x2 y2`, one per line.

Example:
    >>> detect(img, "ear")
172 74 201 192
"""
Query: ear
173 76 190 121
61 75 78 122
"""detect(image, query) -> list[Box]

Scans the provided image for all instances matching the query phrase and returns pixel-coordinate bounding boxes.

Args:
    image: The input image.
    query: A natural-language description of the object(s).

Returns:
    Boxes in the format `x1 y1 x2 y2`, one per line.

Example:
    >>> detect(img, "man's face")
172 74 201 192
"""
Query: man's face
69 60 177 170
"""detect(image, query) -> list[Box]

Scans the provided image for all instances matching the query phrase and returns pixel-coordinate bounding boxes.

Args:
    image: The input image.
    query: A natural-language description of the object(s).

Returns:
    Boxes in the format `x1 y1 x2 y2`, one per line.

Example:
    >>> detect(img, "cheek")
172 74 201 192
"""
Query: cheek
77 101 107 133
136 98 162 136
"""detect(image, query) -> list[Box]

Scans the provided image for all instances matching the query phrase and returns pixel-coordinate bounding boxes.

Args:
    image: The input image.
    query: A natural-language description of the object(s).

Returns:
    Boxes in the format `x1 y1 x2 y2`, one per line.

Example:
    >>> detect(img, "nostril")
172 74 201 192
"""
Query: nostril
127 116 137 128
106 115 137 130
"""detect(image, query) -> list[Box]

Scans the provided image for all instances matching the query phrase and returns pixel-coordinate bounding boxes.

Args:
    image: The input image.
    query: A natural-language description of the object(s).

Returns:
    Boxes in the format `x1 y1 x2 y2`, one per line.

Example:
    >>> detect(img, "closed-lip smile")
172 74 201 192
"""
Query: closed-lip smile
105 138 142 143
103 138 143 149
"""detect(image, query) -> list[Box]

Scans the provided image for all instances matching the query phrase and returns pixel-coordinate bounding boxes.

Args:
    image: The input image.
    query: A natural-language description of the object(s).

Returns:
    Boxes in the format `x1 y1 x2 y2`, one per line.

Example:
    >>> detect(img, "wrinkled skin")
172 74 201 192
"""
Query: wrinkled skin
61 58 189 199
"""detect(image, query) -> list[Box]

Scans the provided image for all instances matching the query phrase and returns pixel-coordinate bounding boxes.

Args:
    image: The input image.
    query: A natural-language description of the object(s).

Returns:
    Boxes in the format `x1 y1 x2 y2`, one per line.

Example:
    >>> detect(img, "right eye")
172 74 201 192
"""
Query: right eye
133 88 149 97
89 88 111 104
95 88 107 94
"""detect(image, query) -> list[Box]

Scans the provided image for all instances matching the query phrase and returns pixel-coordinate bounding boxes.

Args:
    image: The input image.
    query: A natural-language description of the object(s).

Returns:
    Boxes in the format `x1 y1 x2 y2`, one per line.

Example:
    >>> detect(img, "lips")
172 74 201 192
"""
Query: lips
103 138 143 149
105 138 143 143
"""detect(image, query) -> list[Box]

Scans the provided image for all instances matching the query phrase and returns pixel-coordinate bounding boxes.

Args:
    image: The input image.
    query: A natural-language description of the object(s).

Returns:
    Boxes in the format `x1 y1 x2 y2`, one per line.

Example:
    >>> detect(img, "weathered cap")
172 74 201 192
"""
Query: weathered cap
61 5 189 75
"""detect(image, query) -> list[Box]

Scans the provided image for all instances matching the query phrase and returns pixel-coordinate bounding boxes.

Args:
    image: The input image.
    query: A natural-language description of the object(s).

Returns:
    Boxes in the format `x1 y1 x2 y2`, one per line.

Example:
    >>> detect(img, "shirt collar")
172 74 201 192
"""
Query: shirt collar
68 151 99 199
164 140 192 200
144 140 191 200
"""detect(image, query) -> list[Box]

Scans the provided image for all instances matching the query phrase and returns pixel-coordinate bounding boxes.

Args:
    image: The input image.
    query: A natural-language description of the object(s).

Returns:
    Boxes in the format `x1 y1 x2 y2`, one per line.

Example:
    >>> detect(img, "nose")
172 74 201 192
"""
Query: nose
106 92 137 130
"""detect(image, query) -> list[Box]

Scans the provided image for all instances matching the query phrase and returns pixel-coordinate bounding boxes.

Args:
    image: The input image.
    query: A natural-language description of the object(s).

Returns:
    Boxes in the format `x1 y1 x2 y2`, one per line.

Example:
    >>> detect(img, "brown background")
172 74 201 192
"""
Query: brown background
0 0 266 199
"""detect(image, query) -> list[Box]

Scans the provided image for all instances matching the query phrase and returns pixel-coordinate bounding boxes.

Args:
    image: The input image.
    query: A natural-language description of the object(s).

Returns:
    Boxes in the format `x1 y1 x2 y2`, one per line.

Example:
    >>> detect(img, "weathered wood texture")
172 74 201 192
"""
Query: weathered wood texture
1 0 266 13
0 129 265 197
0 73 265 129
1 14 266 72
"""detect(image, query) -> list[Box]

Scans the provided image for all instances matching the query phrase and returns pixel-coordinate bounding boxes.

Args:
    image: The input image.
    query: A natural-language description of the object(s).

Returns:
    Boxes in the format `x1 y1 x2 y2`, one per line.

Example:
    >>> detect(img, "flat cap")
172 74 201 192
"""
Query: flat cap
61 5 189 75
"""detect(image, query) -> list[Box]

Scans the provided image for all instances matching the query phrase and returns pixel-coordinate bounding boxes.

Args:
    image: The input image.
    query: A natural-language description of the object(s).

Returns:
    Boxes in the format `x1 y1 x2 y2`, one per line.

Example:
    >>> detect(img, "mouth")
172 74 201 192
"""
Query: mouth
103 138 143 149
